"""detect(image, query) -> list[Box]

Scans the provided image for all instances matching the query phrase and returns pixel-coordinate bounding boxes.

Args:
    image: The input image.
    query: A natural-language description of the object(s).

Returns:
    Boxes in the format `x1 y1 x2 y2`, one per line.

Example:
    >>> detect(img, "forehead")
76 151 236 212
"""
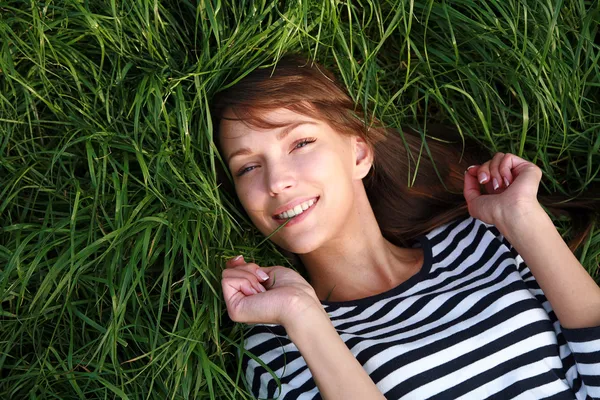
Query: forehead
219 107 314 139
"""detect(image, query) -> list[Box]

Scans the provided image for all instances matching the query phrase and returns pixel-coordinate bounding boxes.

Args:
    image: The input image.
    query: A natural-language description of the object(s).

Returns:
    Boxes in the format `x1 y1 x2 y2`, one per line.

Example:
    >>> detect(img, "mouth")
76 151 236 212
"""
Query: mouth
272 196 320 226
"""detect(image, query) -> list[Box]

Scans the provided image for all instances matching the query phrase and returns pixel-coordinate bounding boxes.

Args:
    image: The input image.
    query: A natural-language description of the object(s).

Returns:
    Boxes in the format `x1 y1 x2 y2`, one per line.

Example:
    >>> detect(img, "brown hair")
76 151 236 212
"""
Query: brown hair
211 55 599 266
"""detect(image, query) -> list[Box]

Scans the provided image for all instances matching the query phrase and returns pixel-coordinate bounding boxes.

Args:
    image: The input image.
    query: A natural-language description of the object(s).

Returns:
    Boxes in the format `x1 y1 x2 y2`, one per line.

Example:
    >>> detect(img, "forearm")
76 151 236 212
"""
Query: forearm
498 204 600 329
284 306 385 400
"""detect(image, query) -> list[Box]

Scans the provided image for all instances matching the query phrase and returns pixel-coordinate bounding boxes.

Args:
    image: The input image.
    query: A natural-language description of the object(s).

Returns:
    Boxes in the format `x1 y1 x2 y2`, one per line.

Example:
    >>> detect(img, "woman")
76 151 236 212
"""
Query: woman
212 55 600 399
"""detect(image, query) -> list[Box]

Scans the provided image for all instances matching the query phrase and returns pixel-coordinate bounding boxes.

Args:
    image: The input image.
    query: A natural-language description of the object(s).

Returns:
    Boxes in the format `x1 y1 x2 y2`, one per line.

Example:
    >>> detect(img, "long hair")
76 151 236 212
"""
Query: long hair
211 55 598 267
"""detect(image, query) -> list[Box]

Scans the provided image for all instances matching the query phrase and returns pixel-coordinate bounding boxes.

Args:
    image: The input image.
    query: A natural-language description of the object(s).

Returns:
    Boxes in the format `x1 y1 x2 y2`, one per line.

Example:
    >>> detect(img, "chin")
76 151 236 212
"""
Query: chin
278 235 322 255
256 216 328 254
257 226 318 254
283 244 314 255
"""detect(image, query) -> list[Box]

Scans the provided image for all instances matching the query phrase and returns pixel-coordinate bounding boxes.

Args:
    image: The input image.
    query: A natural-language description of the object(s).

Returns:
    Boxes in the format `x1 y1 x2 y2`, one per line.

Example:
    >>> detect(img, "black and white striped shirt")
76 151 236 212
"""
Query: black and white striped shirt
240 216 600 399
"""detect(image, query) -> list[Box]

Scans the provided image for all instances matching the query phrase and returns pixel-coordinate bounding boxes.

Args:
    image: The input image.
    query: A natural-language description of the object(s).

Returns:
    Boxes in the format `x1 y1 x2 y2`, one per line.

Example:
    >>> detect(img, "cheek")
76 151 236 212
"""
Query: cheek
304 147 352 183
235 184 258 212
235 181 271 232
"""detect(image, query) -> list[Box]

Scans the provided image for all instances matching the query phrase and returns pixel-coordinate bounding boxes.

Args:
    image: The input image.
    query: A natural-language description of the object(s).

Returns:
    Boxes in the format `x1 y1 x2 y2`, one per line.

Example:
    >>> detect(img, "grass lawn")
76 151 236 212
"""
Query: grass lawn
1 0 599 398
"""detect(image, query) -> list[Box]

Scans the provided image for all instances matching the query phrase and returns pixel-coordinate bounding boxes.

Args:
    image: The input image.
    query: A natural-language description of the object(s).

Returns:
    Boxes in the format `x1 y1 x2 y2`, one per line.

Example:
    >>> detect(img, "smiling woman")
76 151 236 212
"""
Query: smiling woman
211 55 600 399
3 0 600 398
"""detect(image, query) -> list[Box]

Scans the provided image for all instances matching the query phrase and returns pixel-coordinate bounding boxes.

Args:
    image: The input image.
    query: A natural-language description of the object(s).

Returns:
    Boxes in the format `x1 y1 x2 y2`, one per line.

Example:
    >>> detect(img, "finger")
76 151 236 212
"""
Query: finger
498 154 515 187
225 259 272 284
463 169 482 204
221 276 261 299
223 268 267 293
466 164 479 177
226 256 270 284
501 153 538 178
477 160 491 185
488 152 505 191
226 255 246 268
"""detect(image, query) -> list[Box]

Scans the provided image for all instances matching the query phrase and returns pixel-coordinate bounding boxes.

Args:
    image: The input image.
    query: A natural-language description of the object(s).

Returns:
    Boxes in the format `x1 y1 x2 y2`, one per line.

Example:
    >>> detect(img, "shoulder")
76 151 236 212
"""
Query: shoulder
425 215 509 243
423 215 518 264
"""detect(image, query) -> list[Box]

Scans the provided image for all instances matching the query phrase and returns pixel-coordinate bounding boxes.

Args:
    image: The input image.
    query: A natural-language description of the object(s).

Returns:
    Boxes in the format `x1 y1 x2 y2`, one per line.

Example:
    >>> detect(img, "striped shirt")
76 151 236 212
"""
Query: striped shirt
240 216 600 399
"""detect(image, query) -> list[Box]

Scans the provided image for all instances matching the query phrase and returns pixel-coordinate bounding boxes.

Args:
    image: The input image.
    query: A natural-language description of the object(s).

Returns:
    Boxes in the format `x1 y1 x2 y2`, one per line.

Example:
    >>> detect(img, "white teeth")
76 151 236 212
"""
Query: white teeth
277 198 317 219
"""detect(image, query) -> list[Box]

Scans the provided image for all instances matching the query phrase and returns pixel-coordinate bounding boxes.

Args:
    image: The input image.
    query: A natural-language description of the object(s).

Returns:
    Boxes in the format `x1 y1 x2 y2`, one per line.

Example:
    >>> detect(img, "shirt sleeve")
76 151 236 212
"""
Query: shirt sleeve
486 223 600 399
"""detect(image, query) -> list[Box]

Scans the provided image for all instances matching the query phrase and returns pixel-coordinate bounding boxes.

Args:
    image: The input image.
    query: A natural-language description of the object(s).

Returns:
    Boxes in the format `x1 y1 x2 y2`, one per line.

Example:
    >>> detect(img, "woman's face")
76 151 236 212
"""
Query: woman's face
219 107 372 254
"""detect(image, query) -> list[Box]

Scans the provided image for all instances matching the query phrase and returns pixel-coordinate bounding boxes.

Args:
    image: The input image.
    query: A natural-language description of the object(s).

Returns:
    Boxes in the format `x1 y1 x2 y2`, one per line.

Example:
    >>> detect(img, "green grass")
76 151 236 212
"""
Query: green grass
1 0 599 398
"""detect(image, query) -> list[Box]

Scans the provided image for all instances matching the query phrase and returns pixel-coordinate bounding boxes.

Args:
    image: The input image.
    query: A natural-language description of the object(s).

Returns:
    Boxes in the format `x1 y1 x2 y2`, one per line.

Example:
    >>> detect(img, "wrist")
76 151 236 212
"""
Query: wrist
496 201 548 242
282 297 329 337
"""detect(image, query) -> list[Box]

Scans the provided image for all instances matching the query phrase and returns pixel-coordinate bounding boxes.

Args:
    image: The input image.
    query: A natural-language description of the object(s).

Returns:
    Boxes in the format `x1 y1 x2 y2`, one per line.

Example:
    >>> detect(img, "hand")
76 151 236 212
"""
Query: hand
463 152 543 227
221 255 323 327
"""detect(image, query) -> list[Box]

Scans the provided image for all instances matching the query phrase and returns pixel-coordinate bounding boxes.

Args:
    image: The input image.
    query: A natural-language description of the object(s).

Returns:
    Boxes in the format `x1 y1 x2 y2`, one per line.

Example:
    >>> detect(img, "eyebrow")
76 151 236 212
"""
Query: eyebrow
226 121 318 165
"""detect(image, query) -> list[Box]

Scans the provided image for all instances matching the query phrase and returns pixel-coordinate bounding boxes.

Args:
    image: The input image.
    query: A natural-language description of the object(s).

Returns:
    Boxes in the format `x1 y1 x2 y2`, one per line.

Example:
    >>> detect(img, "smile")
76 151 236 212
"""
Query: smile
275 197 318 219
273 197 320 227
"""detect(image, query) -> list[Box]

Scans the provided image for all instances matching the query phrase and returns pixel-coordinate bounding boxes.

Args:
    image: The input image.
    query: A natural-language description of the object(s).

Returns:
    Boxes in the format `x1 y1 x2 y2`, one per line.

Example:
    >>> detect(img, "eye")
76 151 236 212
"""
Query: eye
236 165 257 177
236 138 317 177
293 137 317 150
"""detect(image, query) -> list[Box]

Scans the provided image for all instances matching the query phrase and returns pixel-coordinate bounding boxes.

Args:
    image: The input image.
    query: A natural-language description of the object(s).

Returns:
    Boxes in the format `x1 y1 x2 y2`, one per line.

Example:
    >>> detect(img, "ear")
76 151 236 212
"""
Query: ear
352 135 374 180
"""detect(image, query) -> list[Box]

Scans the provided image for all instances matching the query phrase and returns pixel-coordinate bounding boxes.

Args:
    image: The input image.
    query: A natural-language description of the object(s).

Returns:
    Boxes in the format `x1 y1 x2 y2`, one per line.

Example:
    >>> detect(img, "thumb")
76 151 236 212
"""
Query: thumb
463 170 482 204
226 255 246 268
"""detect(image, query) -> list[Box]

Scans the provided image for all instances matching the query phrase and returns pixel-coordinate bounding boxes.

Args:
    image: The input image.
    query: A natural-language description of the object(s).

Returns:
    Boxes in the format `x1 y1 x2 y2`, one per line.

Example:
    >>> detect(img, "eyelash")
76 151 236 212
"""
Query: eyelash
236 138 317 177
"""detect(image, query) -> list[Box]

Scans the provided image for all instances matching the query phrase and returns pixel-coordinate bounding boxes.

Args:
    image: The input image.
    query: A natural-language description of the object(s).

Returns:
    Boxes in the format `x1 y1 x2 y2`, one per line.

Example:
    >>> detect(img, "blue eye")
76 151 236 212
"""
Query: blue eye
295 138 317 149
236 165 257 177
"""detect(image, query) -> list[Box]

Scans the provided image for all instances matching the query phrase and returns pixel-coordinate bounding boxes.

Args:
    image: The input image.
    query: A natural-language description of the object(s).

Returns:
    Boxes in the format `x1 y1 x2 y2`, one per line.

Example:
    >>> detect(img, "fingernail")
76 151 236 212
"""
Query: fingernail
258 285 266 293
503 177 510 187
493 178 499 190
250 287 258 295
231 255 243 262
467 165 476 170
479 173 488 184
256 269 270 281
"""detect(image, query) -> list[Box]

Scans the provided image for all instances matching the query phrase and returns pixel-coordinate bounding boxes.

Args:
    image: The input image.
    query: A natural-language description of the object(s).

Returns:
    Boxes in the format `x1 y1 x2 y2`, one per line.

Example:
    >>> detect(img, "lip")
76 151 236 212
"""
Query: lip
272 196 320 228
272 196 320 218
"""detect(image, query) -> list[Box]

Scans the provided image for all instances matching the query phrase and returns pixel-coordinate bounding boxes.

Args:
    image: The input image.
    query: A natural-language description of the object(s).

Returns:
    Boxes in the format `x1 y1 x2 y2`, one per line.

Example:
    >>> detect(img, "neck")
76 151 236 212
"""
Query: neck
299 184 423 302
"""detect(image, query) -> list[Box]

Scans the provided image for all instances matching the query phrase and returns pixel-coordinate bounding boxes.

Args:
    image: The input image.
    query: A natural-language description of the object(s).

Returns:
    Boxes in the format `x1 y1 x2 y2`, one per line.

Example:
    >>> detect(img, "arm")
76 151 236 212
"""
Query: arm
284 304 386 400
464 152 600 330
495 205 600 399
497 203 600 330
221 256 385 398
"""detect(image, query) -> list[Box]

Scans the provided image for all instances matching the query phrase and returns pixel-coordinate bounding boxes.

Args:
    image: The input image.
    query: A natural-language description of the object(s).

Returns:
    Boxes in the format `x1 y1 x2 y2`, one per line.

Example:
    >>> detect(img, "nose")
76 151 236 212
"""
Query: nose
266 164 296 196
